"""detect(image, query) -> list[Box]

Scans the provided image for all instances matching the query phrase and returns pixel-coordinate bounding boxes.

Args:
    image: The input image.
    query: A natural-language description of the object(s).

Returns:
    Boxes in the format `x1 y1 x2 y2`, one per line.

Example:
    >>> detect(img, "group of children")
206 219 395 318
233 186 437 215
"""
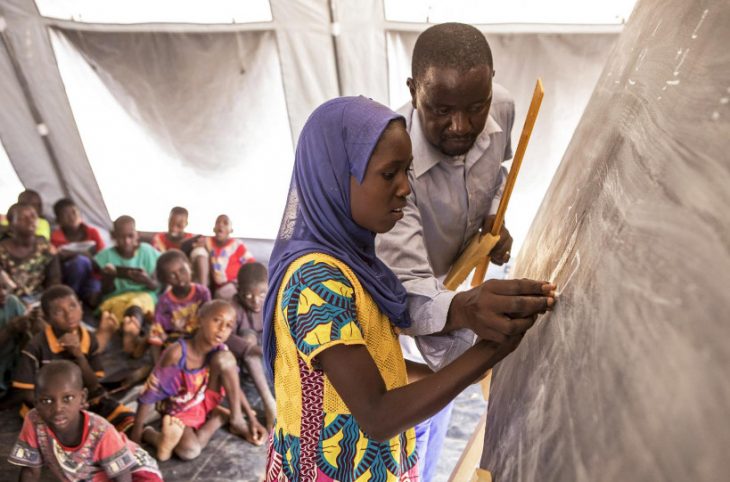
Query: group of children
0 195 275 480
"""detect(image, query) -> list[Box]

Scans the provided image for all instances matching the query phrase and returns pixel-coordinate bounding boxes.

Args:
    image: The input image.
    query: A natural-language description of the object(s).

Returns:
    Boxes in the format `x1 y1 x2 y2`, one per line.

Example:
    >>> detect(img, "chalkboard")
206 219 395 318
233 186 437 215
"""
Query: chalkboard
481 1 730 481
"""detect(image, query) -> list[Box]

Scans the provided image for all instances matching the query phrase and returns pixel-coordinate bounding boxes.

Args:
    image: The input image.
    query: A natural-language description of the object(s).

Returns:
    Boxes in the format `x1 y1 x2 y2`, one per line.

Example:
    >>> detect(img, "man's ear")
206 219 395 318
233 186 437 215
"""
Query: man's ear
81 387 88 409
406 78 417 109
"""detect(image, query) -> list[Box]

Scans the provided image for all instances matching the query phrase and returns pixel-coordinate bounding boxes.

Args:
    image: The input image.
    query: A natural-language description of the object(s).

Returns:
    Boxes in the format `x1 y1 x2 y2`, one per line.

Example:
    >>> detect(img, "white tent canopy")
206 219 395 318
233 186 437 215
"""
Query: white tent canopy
0 0 634 255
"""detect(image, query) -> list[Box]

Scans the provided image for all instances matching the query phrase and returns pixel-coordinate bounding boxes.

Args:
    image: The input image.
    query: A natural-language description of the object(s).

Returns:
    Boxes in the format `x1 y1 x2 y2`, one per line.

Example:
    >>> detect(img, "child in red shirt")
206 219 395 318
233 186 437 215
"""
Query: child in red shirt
50 198 104 307
8 360 161 481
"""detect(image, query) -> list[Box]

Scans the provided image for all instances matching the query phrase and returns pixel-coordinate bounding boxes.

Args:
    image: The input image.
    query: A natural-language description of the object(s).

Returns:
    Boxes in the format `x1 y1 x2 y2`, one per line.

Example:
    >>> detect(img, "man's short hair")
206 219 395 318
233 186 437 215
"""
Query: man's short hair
41 285 76 316
412 22 493 81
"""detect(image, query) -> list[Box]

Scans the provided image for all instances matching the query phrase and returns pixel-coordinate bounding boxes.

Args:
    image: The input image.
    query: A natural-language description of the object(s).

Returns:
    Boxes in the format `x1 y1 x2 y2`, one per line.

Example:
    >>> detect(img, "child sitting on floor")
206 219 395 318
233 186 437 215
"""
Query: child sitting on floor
130 300 266 461
9 360 162 481
206 214 254 300
94 215 160 356
13 285 136 433
148 249 211 361
16 190 51 240
50 198 104 307
227 262 276 430
151 206 193 253
0 282 30 398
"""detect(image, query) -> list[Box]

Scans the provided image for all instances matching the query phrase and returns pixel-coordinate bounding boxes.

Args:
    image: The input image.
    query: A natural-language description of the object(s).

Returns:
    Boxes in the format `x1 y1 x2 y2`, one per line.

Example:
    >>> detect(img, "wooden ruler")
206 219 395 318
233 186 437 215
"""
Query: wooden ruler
471 78 545 287
443 78 545 291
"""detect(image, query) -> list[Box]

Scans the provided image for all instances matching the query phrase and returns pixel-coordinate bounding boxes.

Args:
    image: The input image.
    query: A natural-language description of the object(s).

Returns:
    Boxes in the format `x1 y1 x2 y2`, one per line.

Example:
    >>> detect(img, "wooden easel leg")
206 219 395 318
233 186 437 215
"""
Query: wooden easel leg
449 371 493 481
447 411 487 482
471 468 493 482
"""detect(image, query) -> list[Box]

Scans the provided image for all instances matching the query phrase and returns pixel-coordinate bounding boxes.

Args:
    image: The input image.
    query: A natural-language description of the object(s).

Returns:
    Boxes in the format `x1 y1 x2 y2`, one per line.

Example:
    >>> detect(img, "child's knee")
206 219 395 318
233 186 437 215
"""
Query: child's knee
241 332 257 346
174 443 201 461
211 350 237 372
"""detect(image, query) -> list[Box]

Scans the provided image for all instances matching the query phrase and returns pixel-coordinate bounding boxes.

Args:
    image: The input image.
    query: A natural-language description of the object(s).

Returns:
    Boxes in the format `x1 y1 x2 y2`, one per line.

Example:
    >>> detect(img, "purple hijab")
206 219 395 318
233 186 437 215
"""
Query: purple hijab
263 96 411 378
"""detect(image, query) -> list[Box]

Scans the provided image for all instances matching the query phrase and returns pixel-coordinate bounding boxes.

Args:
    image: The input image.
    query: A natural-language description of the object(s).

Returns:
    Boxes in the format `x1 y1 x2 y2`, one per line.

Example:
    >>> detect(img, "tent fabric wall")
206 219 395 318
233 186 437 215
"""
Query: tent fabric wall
387 31 618 255
335 0 389 104
0 0 619 248
0 0 110 227
270 0 339 144
50 28 294 238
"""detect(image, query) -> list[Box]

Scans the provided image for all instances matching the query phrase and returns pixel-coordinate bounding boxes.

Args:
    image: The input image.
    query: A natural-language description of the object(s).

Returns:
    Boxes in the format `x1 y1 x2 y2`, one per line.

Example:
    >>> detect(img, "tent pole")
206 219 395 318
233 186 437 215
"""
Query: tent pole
327 0 343 96
0 27 70 198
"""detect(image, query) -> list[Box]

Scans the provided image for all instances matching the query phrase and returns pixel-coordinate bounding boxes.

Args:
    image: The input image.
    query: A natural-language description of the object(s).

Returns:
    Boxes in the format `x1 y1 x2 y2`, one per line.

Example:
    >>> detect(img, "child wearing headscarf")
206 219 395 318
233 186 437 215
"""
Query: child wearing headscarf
263 96 550 481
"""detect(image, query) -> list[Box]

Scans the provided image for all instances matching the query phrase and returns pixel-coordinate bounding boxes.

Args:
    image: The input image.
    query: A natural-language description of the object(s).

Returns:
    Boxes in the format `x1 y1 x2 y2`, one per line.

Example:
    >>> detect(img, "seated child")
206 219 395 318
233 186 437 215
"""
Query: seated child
16 190 51 240
130 300 266 461
8 360 162 481
205 214 254 300
50 198 104 307
0 283 30 398
151 206 193 253
94 215 160 355
149 249 211 361
0 202 61 305
13 285 136 433
227 262 275 429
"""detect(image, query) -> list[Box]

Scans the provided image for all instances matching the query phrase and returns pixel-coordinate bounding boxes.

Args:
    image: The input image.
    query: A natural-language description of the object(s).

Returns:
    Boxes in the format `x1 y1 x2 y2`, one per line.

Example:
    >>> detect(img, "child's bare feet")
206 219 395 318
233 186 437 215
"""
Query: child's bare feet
248 417 268 446
228 412 265 446
122 315 141 337
99 311 119 332
157 415 185 461
220 405 264 446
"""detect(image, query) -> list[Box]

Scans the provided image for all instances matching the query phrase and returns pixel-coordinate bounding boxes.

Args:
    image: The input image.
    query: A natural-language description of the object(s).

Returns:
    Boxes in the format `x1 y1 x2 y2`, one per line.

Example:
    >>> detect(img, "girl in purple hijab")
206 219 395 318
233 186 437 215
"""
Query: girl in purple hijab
264 96 524 481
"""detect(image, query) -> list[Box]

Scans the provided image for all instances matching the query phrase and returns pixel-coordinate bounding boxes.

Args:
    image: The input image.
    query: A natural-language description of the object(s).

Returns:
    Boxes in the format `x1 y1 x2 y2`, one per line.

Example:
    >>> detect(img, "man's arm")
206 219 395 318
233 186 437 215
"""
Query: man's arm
376 192 455 337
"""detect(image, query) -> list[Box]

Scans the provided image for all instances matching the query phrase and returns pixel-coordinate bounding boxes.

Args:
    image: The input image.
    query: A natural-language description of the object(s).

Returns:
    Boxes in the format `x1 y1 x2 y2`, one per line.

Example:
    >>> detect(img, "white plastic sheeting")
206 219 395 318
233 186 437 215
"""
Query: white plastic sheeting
385 0 636 25
34 0 272 24
0 139 24 210
51 29 294 237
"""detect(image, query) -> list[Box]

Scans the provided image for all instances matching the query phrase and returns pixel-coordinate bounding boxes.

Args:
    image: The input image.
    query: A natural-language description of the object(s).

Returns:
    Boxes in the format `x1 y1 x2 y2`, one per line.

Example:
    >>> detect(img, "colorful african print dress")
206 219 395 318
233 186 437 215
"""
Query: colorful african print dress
267 253 419 482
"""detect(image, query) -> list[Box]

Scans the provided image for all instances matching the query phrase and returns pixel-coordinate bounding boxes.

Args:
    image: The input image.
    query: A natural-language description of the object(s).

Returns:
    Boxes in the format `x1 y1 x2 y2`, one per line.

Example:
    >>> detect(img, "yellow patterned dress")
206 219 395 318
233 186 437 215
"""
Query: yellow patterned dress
266 253 419 482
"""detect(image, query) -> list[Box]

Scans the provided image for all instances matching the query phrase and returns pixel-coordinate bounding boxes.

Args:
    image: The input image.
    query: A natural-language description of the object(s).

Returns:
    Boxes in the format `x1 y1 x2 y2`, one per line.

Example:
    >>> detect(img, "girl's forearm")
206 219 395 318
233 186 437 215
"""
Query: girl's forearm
321 339 516 442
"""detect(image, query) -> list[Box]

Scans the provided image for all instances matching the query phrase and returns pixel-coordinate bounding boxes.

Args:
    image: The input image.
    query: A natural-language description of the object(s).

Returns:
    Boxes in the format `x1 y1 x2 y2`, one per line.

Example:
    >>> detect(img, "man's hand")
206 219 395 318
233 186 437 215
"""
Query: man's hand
59 331 83 358
482 214 513 265
446 279 555 343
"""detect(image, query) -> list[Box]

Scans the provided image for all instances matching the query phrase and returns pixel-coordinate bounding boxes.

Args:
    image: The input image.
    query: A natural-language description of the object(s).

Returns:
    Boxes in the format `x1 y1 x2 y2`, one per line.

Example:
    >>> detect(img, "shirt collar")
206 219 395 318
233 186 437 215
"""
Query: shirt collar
46 324 91 354
411 110 503 178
